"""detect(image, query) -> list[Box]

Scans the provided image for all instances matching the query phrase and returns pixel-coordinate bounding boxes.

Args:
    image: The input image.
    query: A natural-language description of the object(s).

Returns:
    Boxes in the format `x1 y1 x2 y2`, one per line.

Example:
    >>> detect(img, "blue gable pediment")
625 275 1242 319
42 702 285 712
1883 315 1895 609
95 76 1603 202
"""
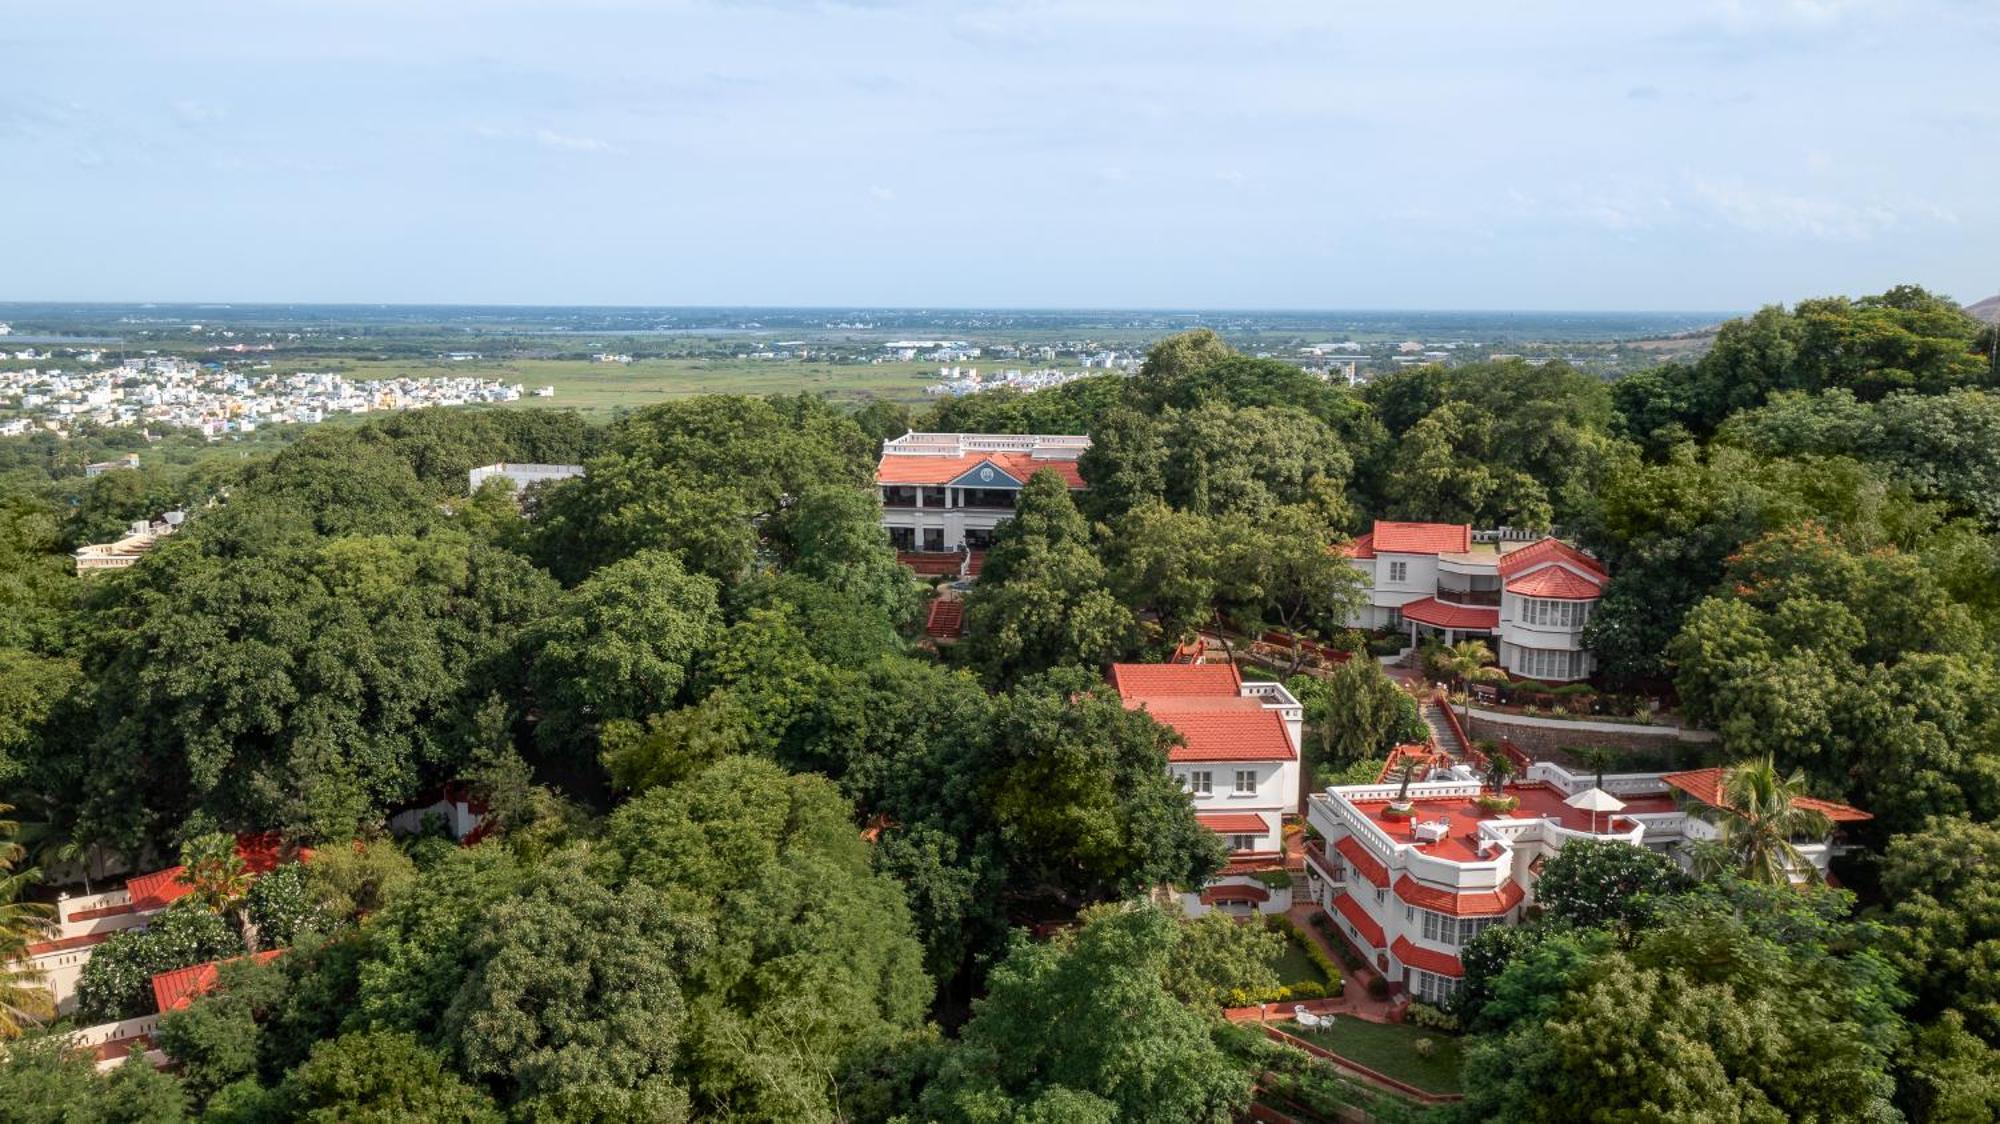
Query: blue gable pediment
947 459 1024 489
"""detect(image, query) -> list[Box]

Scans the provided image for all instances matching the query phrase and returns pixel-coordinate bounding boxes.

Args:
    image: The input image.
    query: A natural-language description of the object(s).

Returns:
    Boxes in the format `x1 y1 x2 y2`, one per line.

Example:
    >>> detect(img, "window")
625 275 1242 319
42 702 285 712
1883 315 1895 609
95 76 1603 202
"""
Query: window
1514 646 1583 681
1188 771 1212 797
920 486 947 508
921 528 945 552
1234 769 1257 796
1420 909 1503 948
1411 970 1459 1005
887 527 915 551
1228 834 1259 852
1388 560 1409 582
1520 597 1593 630
1375 887 1387 906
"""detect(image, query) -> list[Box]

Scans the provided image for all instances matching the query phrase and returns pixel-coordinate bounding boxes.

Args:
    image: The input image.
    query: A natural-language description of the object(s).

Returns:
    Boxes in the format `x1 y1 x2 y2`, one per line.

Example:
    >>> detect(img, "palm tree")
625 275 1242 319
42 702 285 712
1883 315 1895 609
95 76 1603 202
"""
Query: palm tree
1693 757 1834 886
1483 751 1517 795
1439 640 1494 688
1573 746 1618 791
0 804 55 1039
178 833 257 950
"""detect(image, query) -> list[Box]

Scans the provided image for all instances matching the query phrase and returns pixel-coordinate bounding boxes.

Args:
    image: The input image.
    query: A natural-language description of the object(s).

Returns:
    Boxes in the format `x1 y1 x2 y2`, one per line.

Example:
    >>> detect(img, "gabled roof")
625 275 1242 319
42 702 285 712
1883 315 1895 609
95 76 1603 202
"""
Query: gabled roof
1393 875 1525 917
1398 597 1498 631
1497 537 1607 580
1372 521 1471 555
1153 707 1297 763
1391 936 1464 978
1505 566 1604 599
1334 836 1389 887
1341 532 1377 560
1660 768 1871 823
151 949 284 1013
876 452 1085 488
1197 811 1272 835
1332 891 1386 949
1110 662 1241 699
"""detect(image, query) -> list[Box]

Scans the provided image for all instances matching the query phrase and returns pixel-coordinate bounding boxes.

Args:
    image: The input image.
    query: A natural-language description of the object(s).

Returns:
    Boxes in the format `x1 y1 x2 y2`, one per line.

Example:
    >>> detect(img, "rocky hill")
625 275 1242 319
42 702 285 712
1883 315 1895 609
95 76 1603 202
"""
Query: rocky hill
1966 294 2000 324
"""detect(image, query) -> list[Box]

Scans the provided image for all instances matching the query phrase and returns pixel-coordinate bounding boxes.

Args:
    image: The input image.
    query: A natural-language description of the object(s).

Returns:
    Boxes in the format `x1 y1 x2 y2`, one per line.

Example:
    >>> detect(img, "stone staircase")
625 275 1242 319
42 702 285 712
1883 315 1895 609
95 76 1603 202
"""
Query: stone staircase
1421 699 1467 759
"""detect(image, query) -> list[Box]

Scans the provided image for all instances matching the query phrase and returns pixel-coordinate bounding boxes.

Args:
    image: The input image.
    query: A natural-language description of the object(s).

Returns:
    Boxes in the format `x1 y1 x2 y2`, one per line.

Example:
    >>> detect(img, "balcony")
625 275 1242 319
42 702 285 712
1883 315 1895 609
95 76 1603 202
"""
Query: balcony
1436 584 1502 607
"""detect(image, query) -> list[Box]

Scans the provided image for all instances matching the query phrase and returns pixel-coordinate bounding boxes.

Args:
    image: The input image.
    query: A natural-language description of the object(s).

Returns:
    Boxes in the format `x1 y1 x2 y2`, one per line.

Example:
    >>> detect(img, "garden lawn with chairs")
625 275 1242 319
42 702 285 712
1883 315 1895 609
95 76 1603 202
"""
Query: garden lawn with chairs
1291 1017 1464 1095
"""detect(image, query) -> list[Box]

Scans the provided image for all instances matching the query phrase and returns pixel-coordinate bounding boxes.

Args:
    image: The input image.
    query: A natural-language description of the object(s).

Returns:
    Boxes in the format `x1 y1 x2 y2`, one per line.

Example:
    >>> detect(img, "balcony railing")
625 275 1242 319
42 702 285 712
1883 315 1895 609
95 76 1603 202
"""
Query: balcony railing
1436 587 1502 607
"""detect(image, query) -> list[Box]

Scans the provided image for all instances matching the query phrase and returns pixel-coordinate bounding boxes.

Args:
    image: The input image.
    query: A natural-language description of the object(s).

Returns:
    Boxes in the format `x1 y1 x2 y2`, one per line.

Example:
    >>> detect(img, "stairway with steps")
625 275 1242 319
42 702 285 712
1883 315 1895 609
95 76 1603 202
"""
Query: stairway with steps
1421 699 1467 759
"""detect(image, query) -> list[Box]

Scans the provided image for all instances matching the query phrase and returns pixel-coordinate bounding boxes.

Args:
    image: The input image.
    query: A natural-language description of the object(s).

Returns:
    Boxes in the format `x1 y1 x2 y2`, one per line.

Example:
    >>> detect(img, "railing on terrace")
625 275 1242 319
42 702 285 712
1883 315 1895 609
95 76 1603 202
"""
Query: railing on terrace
1435 587 1502 607
1241 680 1303 709
1523 762 1675 797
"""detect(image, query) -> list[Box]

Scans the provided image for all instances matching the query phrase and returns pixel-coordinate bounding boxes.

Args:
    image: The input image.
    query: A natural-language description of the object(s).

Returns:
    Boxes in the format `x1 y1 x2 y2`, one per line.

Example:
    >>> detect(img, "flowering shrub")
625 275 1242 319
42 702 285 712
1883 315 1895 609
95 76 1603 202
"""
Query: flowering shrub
245 863 311 946
1404 1000 1461 1033
74 903 240 1022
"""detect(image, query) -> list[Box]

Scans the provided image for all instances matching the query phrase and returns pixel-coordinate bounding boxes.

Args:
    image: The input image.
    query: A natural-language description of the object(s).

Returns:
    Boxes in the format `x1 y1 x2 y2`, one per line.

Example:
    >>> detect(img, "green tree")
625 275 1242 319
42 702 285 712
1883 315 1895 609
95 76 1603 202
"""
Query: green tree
766 485 921 627
0 804 54 1039
962 472 1134 686
923 905 1251 1123
178 832 256 948
268 1030 503 1123
1163 907 1285 1009
154 955 290 1105
1531 839 1688 931
0 1032 188 1122
1878 818 2000 1043
1689 757 1835 886
525 548 721 756
74 903 240 1022
1313 659 1426 772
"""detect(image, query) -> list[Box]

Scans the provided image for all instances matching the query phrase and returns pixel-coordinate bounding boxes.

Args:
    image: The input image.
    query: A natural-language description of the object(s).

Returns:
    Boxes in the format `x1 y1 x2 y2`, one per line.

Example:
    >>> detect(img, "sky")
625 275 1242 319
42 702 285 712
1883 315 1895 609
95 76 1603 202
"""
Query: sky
3 0 1997 310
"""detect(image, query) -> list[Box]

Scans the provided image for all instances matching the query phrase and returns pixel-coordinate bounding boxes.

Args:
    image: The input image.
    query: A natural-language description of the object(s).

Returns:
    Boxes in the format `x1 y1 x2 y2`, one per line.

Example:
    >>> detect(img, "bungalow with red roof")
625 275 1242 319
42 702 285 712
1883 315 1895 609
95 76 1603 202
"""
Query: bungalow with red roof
1304 757 1868 1005
1341 520 1609 681
1110 662 1303 918
876 432 1089 568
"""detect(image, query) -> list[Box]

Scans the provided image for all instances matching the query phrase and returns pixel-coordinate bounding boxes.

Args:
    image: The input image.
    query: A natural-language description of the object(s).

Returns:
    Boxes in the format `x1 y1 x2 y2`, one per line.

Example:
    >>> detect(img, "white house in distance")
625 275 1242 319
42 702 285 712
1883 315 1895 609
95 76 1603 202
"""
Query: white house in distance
1111 663 1303 917
73 511 184 574
467 461 586 494
875 432 1089 558
1302 762 1869 1004
1341 520 1609 682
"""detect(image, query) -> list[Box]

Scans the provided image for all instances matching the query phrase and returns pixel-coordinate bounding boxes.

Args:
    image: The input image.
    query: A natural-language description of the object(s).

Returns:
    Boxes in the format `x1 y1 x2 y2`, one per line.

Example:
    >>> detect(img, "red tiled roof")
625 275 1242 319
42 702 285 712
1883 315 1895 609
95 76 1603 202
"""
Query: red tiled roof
151 949 284 1013
1372 521 1470 554
1505 565 1604 599
65 903 138 923
1332 891 1386 949
1110 662 1242 699
1660 768 1872 823
1197 811 1272 835
876 453 1085 488
1199 882 1272 905
1154 708 1297 763
1341 532 1376 560
1497 537 1607 580
924 599 964 639
1392 936 1464 978
1398 597 1498 631
1334 835 1389 887
1393 875 1525 917
127 835 302 913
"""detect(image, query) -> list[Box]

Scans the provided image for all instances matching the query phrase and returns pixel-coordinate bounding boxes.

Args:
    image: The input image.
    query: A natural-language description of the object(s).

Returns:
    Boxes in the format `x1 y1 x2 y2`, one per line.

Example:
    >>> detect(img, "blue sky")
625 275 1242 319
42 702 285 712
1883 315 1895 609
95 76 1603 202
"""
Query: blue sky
4 1 1996 310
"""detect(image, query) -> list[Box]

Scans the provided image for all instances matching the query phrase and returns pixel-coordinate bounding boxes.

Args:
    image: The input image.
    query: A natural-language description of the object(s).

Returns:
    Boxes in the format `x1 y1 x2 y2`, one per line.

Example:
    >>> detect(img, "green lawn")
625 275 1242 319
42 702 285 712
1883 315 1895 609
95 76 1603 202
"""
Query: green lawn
1273 934 1330 988
1294 1018 1463 1095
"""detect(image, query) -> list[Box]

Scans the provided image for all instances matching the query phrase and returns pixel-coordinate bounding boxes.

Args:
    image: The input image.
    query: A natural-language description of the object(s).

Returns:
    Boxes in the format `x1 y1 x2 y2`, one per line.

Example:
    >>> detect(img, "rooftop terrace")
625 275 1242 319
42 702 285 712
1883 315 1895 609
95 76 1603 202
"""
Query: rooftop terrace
1350 783 1681 863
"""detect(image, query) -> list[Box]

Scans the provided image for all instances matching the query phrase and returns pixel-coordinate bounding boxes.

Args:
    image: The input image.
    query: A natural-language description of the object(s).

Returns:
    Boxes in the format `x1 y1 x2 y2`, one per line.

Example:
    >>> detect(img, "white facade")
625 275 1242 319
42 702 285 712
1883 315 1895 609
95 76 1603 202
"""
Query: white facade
1302 761 1864 1000
877 432 1089 554
467 461 586 494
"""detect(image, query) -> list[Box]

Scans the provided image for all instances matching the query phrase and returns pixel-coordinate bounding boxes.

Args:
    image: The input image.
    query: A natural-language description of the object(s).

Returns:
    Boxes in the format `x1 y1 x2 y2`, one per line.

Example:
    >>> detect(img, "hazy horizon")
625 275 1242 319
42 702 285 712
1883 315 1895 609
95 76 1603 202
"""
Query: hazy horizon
6 2 1997 309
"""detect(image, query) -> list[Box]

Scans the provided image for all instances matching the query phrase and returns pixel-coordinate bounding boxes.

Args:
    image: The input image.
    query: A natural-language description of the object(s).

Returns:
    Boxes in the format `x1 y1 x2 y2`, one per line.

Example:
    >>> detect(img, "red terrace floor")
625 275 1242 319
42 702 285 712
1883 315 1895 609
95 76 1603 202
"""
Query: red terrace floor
1352 783 1682 862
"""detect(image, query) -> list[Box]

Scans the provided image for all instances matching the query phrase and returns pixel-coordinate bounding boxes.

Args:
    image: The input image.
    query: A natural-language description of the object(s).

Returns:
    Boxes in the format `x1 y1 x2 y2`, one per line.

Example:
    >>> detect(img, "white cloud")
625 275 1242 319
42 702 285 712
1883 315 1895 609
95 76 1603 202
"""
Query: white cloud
1687 175 1912 239
868 184 895 201
534 128 612 153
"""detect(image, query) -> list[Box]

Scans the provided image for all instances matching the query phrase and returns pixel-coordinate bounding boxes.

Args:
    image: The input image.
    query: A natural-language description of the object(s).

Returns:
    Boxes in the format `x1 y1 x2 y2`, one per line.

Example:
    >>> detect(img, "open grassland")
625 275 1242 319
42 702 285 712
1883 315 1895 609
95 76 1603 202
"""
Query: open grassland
318 357 971 416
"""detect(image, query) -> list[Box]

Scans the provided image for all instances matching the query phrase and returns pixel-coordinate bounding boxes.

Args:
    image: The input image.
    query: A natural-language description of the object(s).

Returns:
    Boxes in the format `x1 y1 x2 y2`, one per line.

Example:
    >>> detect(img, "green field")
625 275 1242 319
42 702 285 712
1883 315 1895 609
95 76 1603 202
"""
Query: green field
318 357 1031 417
1294 1019 1464 1094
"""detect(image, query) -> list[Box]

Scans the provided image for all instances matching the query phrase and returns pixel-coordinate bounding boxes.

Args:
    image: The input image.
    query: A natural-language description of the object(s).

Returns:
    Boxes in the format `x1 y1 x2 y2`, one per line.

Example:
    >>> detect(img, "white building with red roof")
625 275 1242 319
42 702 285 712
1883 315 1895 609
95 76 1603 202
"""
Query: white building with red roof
1303 760 1868 1004
876 432 1088 559
1341 520 1609 681
1110 662 1303 917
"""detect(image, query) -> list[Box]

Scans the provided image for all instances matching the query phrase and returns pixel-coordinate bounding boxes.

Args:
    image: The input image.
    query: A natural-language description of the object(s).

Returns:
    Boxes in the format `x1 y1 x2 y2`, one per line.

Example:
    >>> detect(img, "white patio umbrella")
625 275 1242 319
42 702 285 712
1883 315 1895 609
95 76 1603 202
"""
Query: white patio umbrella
1564 786 1627 834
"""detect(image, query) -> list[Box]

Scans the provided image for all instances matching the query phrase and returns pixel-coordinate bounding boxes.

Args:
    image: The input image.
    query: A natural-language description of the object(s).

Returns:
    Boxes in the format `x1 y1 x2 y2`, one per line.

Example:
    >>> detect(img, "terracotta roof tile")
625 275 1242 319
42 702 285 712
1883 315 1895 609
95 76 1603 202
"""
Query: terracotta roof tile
876 453 1085 488
1334 836 1389 887
1660 768 1871 823
1392 936 1464 978
1341 532 1377 560
1393 875 1524 916
1332 891 1386 949
1372 521 1471 554
1154 708 1297 763
1398 597 1499 631
1197 811 1272 834
1109 663 1242 699
1497 537 1607 580
1505 566 1604 599
151 949 284 1014
126 835 300 913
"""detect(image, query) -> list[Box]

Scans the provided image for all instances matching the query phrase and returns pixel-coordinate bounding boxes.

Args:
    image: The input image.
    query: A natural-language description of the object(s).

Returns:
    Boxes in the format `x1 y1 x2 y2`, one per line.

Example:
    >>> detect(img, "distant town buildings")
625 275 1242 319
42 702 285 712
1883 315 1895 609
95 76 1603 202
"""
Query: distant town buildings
84 453 140 477
876 432 1089 556
0 356 529 438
